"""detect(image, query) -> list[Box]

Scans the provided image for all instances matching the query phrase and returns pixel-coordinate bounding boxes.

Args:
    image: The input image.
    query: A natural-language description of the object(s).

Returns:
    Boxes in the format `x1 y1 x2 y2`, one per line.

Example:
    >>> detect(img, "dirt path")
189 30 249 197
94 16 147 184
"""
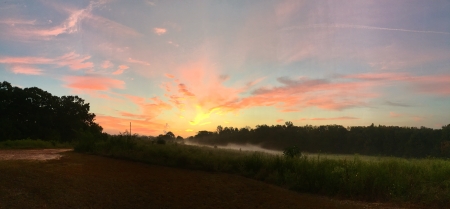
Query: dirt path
0 151 420 209
0 149 72 160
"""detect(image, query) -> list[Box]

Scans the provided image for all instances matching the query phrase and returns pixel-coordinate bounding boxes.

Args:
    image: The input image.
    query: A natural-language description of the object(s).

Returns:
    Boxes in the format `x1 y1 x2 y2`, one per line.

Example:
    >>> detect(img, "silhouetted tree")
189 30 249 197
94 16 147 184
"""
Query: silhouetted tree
0 81 104 142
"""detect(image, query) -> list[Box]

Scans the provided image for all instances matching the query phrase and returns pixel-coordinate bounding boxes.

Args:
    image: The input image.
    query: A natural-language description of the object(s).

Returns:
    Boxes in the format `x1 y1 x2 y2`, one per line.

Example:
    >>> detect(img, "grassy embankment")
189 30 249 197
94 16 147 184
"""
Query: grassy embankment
0 139 72 149
74 138 450 207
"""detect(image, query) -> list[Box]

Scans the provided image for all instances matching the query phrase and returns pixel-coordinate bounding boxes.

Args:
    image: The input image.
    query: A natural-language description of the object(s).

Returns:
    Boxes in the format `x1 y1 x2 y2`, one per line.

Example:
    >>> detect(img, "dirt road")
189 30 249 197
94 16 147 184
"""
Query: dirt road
0 151 418 209
0 149 72 160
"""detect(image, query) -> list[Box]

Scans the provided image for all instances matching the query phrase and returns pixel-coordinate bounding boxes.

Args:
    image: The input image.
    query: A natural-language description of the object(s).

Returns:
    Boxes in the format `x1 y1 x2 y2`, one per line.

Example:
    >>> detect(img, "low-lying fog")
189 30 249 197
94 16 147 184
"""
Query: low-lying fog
184 141 283 155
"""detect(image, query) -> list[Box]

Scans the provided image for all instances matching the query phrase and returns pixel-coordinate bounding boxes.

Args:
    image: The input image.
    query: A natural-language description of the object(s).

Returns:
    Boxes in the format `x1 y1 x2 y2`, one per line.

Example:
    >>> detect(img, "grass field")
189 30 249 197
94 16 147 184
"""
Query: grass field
0 139 72 150
73 138 450 208
0 151 417 209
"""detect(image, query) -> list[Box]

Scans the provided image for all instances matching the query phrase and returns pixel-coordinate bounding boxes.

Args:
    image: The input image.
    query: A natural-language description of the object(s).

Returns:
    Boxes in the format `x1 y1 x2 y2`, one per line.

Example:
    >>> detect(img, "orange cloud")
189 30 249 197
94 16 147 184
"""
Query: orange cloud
63 75 125 91
122 95 172 121
112 65 129 75
10 65 43 75
154 27 167 35
178 83 195 97
165 73 175 78
276 119 284 123
95 115 164 135
296 117 359 121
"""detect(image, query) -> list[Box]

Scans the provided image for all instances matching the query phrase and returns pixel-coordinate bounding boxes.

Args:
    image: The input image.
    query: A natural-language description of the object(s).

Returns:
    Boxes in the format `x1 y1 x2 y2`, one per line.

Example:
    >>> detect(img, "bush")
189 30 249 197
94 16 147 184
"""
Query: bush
283 146 301 158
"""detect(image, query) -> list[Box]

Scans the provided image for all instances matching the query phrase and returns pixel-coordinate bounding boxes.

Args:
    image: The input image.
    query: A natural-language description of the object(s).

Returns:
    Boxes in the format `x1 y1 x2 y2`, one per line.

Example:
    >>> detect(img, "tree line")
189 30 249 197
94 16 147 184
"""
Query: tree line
0 81 105 142
189 121 450 158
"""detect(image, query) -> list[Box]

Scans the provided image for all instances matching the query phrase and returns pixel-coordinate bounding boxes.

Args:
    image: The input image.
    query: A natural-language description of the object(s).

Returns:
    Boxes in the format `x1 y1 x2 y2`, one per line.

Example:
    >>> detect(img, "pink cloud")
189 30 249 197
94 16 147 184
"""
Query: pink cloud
102 60 113 69
127 58 150 66
389 112 402 117
0 19 36 26
412 116 425 122
4 5 90 39
0 52 93 70
0 56 53 65
219 76 375 113
63 75 125 91
343 72 410 81
34 8 85 36
154 27 167 35
276 119 284 123
410 75 450 96
346 72 450 96
10 65 43 75
56 52 93 70
112 65 129 75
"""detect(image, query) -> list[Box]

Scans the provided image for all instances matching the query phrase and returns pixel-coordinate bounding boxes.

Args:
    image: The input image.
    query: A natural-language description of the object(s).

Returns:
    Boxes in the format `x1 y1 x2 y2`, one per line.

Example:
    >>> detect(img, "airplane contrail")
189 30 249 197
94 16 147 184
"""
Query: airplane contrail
284 24 450 35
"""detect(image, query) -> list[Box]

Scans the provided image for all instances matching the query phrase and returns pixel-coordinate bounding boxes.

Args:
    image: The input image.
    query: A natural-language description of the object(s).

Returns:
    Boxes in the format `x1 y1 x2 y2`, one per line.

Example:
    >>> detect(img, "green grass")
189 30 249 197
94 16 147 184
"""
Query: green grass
0 139 72 149
75 138 450 207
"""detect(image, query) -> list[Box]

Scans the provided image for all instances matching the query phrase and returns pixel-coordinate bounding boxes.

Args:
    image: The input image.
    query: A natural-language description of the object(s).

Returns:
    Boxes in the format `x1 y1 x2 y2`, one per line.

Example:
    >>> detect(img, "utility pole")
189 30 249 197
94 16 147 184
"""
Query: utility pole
130 122 132 138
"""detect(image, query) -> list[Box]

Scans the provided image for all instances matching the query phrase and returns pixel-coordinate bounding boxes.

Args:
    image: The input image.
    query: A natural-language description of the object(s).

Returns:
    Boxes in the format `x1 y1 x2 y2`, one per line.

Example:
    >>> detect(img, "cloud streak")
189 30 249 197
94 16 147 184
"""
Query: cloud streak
112 65 129 75
63 75 125 91
0 52 93 70
154 27 167 35
10 65 43 75
285 24 450 35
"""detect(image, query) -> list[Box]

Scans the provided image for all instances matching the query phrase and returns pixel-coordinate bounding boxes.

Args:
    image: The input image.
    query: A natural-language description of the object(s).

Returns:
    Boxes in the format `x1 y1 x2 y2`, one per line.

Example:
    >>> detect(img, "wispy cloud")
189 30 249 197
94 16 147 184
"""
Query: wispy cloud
112 65 129 75
122 95 172 121
285 24 450 35
101 60 113 69
63 75 125 91
296 117 359 121
167 41 179 47
0 52 93 70
220 76 374 113
10 65 43 75
164 73 175 78
154 27 167 35
385 101 410 107
345 72 450 96
389 112 402 118
0 19 36 26
127 58 150 66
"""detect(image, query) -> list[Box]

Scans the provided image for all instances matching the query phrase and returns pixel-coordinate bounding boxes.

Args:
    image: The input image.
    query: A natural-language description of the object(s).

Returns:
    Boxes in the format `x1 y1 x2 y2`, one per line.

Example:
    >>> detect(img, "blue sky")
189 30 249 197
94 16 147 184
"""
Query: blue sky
1 0 449 136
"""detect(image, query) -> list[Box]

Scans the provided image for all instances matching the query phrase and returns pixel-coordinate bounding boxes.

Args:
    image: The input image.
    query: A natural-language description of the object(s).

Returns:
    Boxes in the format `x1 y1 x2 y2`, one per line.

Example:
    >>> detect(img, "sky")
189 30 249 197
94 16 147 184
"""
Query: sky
1 0 449 137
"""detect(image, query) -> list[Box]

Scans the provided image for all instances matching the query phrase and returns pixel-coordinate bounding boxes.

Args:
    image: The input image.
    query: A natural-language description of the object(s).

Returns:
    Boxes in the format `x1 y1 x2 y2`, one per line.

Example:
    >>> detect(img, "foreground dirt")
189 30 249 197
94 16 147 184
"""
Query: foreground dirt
0 151 420 209
0 149 72 161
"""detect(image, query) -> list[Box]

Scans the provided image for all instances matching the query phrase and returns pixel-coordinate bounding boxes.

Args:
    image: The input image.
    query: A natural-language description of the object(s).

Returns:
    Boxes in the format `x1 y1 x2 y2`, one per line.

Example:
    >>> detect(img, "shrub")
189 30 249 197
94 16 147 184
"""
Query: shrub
283 146 301 158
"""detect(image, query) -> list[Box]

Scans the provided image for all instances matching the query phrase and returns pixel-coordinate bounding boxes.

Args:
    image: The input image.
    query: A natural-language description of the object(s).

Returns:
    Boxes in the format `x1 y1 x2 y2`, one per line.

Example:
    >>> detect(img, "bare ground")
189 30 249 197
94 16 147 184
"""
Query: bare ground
0 150 421 209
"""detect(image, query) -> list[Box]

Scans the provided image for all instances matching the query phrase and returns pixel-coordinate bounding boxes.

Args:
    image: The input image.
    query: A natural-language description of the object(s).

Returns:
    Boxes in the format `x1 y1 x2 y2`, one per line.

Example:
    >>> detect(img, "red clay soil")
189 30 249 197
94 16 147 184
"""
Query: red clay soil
0 151 419 209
